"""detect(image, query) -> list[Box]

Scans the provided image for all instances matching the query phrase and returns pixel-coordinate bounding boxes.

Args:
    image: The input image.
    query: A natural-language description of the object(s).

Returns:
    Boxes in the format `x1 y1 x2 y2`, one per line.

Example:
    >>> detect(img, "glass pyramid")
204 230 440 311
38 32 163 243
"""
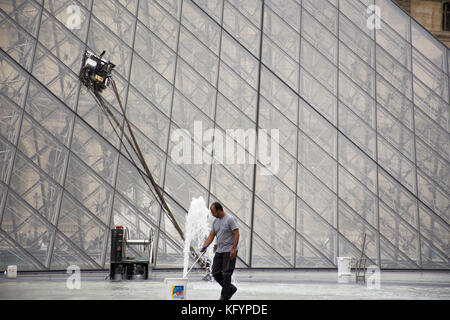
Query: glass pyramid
0 0 448 271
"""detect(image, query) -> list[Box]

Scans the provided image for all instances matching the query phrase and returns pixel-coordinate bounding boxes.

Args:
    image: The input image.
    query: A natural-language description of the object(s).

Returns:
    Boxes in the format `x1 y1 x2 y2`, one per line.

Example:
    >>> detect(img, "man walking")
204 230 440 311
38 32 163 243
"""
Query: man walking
201 202 239 300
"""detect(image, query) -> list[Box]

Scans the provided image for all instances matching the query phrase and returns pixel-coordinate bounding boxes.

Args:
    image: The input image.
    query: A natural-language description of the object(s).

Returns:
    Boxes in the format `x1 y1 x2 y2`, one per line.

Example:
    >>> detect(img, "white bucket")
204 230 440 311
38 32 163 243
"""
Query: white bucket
336 257 352 283
164 278 189 300
6 265 17 279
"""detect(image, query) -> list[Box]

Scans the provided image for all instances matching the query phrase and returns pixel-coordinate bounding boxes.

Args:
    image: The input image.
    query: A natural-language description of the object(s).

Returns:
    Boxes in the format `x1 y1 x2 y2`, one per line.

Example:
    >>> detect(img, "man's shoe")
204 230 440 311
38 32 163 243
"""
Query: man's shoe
223 285 237 300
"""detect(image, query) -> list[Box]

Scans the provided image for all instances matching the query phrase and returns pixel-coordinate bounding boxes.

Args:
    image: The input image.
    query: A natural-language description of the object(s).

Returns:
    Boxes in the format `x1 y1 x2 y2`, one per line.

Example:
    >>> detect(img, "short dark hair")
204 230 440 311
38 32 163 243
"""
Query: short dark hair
211 202 223 212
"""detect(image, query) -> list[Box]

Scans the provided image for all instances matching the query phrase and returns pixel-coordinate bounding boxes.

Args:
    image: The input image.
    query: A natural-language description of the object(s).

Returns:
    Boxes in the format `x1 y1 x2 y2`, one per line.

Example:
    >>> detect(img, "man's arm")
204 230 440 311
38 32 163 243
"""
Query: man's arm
201 230 215 251
230 229 239 260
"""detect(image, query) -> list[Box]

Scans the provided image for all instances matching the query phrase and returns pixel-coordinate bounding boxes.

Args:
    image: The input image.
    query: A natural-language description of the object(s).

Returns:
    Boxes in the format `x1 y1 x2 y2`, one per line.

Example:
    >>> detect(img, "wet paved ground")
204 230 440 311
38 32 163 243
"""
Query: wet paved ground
0 269 449 300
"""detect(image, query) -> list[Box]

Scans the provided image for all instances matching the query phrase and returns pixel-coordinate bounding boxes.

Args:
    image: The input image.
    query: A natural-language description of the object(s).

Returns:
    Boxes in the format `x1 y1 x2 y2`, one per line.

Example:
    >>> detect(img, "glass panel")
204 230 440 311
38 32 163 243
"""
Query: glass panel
376 74 413 130
297 164 337 226
299 98 336 158
419 203 450 257
227 0 262 28
338 166 377 227
380 235 418 268
376 0 410 41
420 236 449 269
64 155 113 225
377 105 415 161
10 153 62 224
338 200 378 264
298 131 336 192
38 11 86 73
26 79 75 147
222 0 260 57
259 96 297 157
182 0 221 55
138 0 179 51
131 53 173 116
218 61 257 121
168 124 211 190
18 115 68 185
32 45 79 111
0 11 35 72
252 232 292 267
118 0 138 15
77 86 124 149
175 59 216 119
339 71 375 128
413 77 449 132
376 45 412 100
339 0 374 38
178 26 218 85
339 13 375 68
134 21 176 83
339 133 377 193
378 168 418 227
411 20 446 72
0 230 44 271
211 128 255 190
300 67 337 126
296 233 335 267
379 202 419 264
126 86 170 151
377 136 416 193
260 66 298 122
412 49 449 103
0 136 15 184
71 118 119 186
339 102 376 159
210 164 252 226
0 95 22 144
164 160 208 211
256 171 296 226
253 197 295 265
115 156 160 225
215 93 255 138
300 39 337 94
297 198 337 262
121 123 166 186
1 192 55 267
414 108 449 161
417 171 449 223
339 42 375 97
44 0 90 42
265 0 300 31
301 9 338 64
57 193 108 265
50 232 99 270
262 35 299 91
263 5 299 61
192 0 223 23
87 17 132 79
220 32 259 89
0 51 29 107
1 0 41 37
154 0 182 19
257 145 296 192
415 139 449 193
376 18 411 70
302 0 337 35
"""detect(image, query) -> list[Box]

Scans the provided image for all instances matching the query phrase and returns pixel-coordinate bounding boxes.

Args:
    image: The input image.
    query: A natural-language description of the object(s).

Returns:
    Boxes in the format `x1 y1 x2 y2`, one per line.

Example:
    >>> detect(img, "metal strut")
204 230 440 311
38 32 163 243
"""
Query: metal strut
82 68 206 269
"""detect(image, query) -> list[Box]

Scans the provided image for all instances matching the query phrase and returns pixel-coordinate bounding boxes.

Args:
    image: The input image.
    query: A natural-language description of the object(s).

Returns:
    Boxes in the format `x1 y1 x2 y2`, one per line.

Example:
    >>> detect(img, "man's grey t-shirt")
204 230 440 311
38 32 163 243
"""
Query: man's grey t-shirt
212 214 238 253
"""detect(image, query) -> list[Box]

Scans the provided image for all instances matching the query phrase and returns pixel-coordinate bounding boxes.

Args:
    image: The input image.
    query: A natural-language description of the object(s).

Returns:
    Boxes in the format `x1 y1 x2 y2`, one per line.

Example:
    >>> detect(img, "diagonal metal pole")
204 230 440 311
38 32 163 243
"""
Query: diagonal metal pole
107 79 205 268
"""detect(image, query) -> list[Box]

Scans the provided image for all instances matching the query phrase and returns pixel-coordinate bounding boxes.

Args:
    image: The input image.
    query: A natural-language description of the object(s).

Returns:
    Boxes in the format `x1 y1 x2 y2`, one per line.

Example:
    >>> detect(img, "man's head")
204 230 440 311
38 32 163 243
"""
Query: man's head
210 202 224 218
